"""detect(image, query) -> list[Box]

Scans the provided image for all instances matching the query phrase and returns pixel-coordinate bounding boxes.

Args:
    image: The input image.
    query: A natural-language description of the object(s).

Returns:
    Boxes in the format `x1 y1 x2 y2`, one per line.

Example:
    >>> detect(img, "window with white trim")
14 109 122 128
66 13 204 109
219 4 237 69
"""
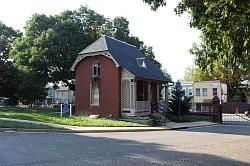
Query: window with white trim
213 88 217 96
92 62 100 77
202 88 208 96
195 88 200 96
136 58 148 68
188 88 193 96
91 85 99 105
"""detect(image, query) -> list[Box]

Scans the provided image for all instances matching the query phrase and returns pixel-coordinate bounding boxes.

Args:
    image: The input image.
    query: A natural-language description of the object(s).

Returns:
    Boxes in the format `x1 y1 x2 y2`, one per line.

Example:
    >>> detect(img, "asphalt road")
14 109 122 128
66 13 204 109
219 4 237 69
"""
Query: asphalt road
0 125 250 166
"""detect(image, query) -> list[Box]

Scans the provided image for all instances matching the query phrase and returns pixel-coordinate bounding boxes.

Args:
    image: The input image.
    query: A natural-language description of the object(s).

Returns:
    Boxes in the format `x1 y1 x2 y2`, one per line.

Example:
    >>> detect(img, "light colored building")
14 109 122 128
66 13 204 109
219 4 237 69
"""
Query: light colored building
46 85 75 105
168 82 193 99
181 82 193 97
193 80 227 112
54 86 75 104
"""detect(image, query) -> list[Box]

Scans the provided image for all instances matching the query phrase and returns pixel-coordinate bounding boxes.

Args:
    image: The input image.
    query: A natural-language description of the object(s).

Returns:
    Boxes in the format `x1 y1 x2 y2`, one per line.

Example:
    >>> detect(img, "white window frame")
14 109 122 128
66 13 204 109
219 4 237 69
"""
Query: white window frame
188 88 193 96
202 88 208 96
136 58 148 68
91 84 100 106
213 88 217 96
195 88 200 96
92 61 100 77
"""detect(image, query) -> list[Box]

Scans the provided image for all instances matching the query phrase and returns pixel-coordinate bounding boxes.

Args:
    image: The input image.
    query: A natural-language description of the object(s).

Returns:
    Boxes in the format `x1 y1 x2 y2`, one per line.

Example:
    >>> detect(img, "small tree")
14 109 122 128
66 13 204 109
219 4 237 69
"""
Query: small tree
169 81 192 117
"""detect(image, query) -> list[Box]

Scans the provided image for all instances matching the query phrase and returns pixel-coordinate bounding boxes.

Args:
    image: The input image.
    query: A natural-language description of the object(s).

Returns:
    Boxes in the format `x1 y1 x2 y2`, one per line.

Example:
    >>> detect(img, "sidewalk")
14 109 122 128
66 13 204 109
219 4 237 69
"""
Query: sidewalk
0 117 217 133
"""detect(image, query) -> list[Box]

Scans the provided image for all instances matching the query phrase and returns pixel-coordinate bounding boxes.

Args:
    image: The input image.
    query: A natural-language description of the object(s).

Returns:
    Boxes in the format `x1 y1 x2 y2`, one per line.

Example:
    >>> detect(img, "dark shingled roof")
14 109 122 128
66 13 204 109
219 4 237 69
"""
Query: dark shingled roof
74 35 168 82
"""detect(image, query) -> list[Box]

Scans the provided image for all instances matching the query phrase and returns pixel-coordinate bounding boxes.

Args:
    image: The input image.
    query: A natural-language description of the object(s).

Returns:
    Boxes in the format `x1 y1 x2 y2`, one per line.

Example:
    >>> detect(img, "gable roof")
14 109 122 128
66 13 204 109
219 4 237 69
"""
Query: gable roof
71 35 168 82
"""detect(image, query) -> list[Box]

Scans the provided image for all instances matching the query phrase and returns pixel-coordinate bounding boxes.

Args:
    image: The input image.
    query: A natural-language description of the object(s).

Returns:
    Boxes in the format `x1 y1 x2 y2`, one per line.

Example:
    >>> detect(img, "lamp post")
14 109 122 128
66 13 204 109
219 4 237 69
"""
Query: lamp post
175 81 182 118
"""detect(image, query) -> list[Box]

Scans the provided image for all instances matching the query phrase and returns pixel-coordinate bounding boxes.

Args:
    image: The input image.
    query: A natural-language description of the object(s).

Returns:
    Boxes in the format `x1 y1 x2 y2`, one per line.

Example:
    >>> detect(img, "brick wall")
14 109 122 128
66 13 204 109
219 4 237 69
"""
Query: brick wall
74 55 121 118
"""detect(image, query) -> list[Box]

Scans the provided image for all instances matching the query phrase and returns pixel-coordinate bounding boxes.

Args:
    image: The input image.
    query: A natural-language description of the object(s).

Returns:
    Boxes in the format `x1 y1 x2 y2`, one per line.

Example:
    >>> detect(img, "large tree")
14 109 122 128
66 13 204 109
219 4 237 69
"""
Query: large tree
0 61 19 105
17 71 47 104
0 21 22 61
0 21 47 105
0 22 22 105
11 6 162 91
143 0 250 101
11 12 88 90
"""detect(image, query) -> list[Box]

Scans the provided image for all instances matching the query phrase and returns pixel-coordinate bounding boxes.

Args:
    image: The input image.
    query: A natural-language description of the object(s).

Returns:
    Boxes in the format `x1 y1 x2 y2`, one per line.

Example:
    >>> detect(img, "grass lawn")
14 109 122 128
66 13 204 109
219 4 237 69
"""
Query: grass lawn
0 107 146 127
0 120 57 129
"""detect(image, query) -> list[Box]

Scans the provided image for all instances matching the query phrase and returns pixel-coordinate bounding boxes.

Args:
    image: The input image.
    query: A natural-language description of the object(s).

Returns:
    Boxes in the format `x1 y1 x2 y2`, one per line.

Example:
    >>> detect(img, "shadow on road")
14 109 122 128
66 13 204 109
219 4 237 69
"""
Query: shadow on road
182 124 250 136
0 132 249 166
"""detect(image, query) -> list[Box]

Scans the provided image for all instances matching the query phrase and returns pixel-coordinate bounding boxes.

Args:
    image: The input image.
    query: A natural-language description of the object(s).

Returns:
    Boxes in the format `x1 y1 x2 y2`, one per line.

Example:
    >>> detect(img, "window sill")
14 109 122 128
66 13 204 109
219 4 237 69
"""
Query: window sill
91 104 99 107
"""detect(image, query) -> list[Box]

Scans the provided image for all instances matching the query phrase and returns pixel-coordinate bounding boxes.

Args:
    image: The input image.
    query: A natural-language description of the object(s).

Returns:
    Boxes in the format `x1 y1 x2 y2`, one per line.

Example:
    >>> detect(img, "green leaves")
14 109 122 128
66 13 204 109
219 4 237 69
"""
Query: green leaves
142 0 249 102
2 5 168 104
0 21 22 61
0 61 19 105
11 6 163 92
0 22 22 105
169 81 192 116
113 17 130 40
142 0 166 11
186 1 249 101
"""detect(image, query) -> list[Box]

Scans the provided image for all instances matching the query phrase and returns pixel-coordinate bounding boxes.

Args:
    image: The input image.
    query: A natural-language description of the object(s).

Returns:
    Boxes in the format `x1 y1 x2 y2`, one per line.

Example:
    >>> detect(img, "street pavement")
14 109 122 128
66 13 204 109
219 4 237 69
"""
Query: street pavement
0 124 249 166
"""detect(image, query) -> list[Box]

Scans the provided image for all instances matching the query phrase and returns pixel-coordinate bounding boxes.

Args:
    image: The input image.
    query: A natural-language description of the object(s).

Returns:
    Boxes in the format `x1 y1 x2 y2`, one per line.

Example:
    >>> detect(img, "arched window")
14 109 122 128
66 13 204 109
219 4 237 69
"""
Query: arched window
91 85 99 106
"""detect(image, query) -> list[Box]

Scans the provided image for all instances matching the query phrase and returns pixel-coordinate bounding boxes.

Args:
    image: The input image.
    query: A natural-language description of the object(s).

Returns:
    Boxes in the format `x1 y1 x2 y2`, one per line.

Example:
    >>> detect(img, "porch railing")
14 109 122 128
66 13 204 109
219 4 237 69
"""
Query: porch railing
136 101 150 115
158 100 168 113
158 100 167 108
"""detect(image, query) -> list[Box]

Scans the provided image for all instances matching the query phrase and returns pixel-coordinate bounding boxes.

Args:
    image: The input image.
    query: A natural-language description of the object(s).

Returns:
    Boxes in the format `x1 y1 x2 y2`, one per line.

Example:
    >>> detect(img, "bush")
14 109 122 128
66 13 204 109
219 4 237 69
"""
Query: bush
169 81 192 116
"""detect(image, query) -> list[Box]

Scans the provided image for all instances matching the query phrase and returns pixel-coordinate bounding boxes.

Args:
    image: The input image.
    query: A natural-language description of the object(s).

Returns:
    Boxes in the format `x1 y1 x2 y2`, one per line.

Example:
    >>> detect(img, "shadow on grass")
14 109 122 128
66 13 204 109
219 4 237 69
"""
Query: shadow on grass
0 132 248 166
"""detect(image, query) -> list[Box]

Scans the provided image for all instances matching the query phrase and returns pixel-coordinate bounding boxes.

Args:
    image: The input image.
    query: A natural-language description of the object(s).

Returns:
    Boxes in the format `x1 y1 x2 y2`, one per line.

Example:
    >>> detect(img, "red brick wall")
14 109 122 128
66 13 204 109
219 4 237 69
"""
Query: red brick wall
74 55 121 118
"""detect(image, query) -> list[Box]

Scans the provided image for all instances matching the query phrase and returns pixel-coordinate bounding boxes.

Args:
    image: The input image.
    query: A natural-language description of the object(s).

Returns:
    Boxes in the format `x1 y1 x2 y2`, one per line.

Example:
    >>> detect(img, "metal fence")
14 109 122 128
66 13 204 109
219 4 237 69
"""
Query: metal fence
222 113 250 125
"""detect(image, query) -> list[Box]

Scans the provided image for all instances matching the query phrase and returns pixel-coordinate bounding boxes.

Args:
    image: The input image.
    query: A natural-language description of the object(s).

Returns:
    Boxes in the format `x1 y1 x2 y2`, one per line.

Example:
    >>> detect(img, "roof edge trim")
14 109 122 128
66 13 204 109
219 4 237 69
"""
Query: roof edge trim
70 51 119 71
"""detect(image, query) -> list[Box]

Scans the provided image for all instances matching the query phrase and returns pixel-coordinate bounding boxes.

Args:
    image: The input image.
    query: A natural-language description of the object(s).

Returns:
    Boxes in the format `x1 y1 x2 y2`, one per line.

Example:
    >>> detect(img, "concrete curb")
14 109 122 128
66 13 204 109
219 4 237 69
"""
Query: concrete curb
0 128 73 133
0 117 218 133
168 124 219 130
0 124 218 133
72 128 169 133
0 127 169 133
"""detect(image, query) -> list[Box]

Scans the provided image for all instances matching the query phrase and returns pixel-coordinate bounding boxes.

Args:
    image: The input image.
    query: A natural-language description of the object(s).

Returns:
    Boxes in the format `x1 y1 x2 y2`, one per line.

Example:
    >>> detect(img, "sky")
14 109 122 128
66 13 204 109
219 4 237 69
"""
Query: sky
0 0 201 81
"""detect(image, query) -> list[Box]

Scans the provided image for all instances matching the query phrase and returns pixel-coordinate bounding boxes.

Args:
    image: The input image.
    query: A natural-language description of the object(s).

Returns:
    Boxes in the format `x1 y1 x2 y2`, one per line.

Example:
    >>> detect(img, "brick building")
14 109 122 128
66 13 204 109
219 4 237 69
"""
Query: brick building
71 36 170 118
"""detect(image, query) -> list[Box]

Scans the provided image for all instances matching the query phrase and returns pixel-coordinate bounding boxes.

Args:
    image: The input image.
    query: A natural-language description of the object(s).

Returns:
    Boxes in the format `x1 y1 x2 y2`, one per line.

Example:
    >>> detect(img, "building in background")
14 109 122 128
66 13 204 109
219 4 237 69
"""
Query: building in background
46 85 75 106
181 82 193 97
192 80 227 112
54 86 75 104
